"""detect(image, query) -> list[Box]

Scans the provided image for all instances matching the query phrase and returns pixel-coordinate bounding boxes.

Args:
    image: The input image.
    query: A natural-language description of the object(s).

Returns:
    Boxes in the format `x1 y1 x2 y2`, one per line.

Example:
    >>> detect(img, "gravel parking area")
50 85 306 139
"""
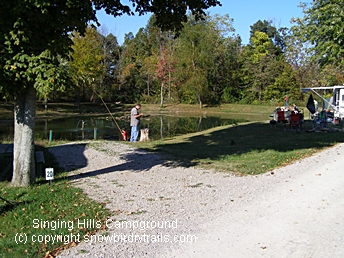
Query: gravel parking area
50 141 344 258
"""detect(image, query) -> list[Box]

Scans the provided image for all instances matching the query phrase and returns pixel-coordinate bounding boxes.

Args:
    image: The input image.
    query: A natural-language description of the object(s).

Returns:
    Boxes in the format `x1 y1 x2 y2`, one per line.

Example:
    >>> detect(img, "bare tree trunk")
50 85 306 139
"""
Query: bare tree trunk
160 82 164 107
11 85 37 186
168 70 171 100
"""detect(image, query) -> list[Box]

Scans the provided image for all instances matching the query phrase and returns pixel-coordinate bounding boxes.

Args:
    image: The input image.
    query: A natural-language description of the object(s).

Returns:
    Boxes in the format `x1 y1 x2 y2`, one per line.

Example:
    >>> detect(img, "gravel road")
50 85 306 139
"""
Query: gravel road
50 141 344 258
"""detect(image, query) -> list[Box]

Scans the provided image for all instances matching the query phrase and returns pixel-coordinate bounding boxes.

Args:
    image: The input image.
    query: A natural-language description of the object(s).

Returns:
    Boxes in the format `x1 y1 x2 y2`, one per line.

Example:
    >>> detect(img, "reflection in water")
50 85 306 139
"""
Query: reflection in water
76 120 90 130
140 115 245 140
0 115 247 141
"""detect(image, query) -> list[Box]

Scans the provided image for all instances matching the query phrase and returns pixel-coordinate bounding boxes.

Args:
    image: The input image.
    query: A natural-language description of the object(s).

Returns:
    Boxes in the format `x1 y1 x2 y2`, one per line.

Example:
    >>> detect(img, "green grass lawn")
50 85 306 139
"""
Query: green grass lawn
137 120 344 175
0 180 110 258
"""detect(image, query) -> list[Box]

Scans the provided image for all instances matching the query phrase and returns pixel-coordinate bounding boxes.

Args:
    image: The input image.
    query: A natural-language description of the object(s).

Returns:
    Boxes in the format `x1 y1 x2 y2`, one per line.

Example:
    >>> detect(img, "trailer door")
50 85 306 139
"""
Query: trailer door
339 89 344 116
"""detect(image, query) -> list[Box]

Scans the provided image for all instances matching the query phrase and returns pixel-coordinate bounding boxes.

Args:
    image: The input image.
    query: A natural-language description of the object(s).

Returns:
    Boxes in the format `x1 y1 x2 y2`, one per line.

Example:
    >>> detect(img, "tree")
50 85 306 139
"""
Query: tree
98 32 122 102
70 26 105 104
250 20 285 54
282 27 326 94
240 30 297 104
221 36 243 103
175 14 233 108
243 31 275 103
293 0 344 66
0 0 222 186
155 31 177 107
263 60 300 103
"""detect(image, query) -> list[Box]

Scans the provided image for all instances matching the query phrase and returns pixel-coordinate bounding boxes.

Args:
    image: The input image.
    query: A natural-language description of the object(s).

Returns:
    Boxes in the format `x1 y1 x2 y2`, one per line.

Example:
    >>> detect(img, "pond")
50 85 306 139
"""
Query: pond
0 114 249 142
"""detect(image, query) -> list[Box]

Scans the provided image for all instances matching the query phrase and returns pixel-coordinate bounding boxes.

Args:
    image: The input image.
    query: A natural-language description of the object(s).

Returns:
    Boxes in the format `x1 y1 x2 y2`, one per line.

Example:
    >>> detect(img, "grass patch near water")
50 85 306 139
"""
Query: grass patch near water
138 120 344 175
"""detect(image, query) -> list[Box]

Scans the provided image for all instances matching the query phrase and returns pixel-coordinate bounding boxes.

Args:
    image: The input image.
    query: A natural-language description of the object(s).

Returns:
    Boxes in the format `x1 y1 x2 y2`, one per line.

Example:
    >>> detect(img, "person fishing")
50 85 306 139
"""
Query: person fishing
130 104 144 142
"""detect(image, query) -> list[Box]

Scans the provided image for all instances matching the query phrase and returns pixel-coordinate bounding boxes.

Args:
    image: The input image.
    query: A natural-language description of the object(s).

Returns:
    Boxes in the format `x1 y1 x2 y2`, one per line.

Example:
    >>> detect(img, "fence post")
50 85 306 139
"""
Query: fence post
49 130 53 142
94 128 97 140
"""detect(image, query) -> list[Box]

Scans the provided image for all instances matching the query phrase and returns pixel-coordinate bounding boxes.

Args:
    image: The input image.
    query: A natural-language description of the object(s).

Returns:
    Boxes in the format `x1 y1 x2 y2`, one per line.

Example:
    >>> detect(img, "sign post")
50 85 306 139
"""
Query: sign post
45 168 54 186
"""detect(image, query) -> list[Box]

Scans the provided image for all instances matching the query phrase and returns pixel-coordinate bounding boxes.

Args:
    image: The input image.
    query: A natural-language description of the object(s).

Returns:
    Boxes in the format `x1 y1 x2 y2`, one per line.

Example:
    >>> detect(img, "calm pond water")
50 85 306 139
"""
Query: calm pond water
0 114 248 141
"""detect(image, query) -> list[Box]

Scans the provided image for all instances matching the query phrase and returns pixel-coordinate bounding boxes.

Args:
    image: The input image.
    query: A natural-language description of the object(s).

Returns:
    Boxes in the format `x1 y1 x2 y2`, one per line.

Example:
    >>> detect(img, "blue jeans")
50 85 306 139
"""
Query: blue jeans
130 126 139 142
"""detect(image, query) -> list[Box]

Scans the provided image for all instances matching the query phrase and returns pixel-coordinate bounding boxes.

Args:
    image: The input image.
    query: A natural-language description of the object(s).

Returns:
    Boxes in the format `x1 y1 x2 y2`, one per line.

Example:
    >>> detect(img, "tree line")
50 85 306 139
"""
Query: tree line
54 10 344 108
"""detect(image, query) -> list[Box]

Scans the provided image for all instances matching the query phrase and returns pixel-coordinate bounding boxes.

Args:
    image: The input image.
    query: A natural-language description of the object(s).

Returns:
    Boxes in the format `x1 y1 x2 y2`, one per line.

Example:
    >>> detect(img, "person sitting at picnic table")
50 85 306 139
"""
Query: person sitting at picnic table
292 103 299 113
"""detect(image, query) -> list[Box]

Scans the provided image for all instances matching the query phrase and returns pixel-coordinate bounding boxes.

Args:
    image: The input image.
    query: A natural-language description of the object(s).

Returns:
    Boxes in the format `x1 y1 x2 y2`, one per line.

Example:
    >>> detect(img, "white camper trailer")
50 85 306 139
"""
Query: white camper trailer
302 85 344 119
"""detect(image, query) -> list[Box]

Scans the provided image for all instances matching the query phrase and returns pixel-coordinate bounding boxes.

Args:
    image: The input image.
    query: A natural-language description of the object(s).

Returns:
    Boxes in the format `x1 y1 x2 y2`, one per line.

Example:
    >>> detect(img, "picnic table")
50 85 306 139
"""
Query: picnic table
0 144 45 180
0 144 13 180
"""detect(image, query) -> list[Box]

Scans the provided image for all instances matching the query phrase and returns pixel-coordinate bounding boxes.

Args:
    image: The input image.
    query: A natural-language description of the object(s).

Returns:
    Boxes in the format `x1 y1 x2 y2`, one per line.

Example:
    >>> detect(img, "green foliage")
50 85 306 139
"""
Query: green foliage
250 31 271 62
0 0 96 98
70 26 106 102
250 19 285 54
294 0 344 66
0 0 222 100
319 64 344 86
174 14 236 106
263 61 300 102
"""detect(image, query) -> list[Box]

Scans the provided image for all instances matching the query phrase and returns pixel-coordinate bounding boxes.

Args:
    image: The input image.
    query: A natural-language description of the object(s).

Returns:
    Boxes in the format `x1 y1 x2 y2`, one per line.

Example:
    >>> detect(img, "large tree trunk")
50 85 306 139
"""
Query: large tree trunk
11 85 37 186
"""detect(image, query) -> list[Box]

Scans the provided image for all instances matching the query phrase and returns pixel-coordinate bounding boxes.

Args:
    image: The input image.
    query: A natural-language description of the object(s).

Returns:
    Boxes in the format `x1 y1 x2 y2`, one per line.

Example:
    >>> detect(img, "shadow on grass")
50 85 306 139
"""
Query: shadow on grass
0 192 31 216
142 121 344 173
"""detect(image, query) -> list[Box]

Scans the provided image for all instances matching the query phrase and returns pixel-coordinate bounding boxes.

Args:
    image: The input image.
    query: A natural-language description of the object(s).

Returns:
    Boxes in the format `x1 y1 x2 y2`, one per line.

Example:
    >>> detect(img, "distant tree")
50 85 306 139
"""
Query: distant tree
99 33 122 102
243 31 274 102
250 20 285 54
175 14 233 108
141 55 158 97
156 44 169 107
70 26 105 104
241 30 297 104
0 0 222 186
263 60 300 103
221 37 243 103
293 0 344 66
155 30 177 106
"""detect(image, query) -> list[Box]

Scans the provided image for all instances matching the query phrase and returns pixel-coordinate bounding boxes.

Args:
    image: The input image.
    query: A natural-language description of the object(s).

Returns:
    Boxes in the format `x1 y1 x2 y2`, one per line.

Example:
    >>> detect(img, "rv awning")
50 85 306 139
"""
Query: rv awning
302 86 344 92
301 86 337 92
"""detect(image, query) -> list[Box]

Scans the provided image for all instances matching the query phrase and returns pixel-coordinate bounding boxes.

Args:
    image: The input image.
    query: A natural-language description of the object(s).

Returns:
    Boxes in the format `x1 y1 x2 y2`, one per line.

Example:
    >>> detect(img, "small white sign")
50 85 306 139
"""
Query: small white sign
45 168 54 180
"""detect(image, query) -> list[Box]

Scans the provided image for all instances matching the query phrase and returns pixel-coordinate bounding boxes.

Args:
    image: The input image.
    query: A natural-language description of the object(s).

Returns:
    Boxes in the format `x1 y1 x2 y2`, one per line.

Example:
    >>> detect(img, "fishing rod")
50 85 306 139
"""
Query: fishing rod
93 90 126 140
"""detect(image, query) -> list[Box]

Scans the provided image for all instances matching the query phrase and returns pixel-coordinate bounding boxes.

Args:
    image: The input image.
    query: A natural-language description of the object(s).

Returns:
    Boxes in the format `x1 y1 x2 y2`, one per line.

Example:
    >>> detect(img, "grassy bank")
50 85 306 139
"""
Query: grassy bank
137 120 344 175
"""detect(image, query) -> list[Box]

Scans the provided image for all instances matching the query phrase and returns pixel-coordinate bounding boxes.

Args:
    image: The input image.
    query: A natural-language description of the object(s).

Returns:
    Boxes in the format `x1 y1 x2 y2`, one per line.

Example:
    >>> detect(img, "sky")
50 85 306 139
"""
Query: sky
96 0 311 45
